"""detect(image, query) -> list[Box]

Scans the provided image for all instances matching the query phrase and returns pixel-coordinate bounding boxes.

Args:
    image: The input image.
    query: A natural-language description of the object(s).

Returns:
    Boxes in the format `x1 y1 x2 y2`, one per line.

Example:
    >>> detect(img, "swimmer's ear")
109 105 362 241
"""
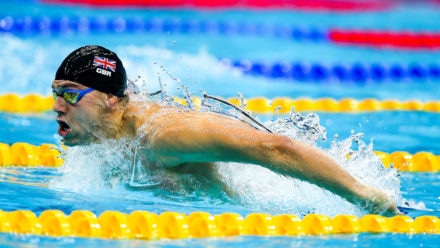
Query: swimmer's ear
104 94 119 110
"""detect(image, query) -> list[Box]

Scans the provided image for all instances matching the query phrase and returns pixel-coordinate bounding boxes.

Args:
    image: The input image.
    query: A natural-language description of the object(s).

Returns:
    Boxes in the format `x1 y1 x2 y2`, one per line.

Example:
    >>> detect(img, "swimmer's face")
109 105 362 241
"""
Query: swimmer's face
52 80 107 146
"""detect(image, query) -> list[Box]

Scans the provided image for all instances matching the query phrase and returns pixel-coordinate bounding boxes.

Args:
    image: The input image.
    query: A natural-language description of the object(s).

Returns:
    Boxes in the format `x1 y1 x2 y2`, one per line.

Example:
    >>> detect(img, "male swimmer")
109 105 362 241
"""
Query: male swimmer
52 45 400 215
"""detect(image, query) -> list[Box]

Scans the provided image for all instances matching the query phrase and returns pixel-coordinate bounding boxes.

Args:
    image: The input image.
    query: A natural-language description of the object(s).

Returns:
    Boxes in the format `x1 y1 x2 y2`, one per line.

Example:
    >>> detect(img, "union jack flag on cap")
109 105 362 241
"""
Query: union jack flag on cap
93 56 116 72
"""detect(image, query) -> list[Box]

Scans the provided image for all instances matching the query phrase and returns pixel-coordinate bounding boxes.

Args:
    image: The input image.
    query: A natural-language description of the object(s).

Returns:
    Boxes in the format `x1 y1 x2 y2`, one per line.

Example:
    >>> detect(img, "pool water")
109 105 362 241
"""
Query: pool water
1 0 440 246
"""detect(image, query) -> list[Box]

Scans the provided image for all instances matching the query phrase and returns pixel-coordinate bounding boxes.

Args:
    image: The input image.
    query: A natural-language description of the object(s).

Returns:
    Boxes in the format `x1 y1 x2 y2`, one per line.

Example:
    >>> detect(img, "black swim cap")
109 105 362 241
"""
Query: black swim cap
55 45 127 97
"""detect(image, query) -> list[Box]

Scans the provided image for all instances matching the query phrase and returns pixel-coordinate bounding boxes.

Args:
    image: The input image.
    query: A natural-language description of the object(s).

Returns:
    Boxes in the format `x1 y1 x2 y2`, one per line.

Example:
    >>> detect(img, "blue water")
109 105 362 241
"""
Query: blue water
1 0 440 247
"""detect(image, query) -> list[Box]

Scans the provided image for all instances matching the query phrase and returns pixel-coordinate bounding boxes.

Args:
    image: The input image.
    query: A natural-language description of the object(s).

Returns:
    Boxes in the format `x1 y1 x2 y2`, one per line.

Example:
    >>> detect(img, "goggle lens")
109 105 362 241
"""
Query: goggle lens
63 91 80 104
52 88 94 105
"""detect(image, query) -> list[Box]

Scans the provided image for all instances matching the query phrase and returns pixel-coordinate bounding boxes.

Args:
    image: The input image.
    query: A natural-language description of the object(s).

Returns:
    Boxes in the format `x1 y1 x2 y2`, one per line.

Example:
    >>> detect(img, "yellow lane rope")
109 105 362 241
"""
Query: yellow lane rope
1 93 440 113
0 142 439 172
0 143 63 167
0 209 439 239
0 94 54 112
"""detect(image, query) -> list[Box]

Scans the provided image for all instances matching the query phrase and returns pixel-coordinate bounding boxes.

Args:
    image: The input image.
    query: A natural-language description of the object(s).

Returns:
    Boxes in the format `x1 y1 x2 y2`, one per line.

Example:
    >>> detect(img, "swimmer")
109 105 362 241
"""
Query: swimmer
52 45 400 216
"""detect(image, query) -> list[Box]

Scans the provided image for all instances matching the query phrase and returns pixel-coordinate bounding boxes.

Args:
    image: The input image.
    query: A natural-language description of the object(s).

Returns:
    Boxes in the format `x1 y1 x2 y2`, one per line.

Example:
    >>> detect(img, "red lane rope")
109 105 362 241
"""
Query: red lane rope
329 29 440 49
42 0 392 11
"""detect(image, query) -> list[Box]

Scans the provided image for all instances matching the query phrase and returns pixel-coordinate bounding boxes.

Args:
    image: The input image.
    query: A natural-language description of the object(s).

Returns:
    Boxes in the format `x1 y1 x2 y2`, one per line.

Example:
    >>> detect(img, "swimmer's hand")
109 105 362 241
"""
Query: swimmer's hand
358 186 402 216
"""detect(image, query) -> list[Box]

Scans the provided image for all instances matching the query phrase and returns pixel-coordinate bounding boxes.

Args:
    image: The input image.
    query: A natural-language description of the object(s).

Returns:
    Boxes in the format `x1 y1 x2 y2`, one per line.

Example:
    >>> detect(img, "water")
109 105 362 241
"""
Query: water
1 0 440 246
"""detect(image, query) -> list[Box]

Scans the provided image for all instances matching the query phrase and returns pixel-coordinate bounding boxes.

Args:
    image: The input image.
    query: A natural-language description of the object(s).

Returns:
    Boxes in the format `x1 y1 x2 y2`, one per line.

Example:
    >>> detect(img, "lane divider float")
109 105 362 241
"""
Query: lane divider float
329 29 440 50
223 97 440 114
0 94 53 112
0 15 328 40
0 143 63 167
3 15 440 50
0 209 438 240
226 59 440 82
42 0 392 12
374 151 440 173
1 93 440 113
0 142 439 172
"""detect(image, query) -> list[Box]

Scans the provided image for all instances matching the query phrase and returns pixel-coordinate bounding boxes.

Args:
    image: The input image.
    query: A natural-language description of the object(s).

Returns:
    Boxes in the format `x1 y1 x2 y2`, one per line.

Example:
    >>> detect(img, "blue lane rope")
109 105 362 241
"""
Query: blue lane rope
0 15 327 41
222 59 440 82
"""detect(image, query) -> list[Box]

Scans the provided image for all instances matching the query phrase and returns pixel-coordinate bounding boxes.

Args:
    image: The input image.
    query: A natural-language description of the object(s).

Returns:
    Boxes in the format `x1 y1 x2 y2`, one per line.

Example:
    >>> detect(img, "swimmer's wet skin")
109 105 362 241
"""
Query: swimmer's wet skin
52 45 401 216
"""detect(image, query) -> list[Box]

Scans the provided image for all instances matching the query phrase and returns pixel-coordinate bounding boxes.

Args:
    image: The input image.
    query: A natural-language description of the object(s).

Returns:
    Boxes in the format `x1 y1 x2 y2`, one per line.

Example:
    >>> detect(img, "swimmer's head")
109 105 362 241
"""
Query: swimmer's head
55 45 127 97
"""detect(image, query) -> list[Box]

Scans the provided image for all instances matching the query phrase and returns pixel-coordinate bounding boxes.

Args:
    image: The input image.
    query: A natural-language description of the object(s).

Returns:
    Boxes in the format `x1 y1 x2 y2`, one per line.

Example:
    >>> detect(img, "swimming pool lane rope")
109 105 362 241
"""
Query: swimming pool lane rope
225 59 440 82
42 0 392 12
1 93 440 113
2 15 439 50
0 209 439 239
1 142 439 172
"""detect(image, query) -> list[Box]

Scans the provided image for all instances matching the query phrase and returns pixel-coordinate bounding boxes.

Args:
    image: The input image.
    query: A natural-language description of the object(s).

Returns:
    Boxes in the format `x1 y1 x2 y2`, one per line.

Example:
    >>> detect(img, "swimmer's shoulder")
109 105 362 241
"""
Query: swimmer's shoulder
124 101 166 117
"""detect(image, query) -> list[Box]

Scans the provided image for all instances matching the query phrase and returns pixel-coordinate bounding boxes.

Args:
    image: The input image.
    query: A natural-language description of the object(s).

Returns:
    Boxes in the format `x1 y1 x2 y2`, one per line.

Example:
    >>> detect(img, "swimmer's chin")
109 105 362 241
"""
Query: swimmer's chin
60 139 80 147
61 134 109 147
61 137 93 147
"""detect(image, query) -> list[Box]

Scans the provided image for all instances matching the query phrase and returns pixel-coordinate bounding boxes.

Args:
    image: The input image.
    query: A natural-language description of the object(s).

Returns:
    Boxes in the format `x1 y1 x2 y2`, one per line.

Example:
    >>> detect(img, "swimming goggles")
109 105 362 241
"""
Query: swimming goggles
52 88 94 104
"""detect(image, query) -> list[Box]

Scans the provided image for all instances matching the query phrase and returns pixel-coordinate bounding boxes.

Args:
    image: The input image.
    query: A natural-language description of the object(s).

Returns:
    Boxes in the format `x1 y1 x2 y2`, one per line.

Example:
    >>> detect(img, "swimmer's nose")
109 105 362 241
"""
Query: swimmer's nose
52 95 67 114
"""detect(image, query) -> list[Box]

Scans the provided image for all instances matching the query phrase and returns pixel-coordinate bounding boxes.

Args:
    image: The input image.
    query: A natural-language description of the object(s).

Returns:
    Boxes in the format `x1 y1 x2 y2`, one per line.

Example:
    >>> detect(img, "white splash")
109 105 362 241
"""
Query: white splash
49 139 136 193
214 110 405 216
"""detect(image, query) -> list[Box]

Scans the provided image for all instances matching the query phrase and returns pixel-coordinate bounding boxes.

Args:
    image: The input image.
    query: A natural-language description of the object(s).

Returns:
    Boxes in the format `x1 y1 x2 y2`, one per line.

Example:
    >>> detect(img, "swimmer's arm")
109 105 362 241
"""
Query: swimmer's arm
147 112 399 215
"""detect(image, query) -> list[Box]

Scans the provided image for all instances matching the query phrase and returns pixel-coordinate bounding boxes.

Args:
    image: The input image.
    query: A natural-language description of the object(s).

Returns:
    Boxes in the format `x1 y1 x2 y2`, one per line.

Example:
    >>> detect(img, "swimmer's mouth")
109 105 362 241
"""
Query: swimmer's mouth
57 120 71 137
